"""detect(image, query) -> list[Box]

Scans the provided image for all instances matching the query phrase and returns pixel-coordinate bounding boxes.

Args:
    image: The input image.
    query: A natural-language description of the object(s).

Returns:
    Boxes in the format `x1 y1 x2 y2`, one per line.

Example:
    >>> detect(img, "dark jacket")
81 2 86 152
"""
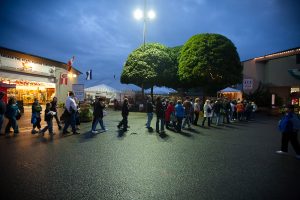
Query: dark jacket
93 101 105 118
50 101 58 112
0 99 6 115
122 102 129 117
146 101 154 113
44 108 54 122
156 100 165 118
5 104 19 118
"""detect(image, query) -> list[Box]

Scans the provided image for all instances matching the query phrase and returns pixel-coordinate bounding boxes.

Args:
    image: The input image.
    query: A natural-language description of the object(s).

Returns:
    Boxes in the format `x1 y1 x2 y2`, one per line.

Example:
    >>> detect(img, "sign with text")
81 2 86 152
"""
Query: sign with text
72 84 84 102
243 79 253 90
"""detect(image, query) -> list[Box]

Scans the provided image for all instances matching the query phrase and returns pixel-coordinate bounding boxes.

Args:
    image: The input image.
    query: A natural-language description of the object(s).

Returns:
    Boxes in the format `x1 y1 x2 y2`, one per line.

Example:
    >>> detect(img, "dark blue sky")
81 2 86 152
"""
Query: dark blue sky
1 0 299 89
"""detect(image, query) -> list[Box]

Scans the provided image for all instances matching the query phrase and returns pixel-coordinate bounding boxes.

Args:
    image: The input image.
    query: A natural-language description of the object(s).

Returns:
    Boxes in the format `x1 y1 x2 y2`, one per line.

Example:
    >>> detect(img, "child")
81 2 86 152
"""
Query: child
40 103 55 138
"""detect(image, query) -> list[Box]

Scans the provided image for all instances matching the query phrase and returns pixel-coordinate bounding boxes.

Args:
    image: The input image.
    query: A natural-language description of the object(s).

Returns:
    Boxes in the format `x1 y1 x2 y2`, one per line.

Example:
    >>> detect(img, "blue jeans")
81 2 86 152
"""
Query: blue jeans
42 120 53 134
146 113 153 128
5 117 19 133
92 117 105 131
156 116 164 132
0 114 3 133
63 112 76 133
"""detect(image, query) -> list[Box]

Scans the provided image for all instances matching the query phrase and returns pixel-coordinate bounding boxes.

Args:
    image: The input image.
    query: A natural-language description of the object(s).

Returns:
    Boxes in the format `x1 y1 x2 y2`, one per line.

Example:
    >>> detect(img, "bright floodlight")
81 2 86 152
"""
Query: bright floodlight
147 10 156 19
134 9 143 20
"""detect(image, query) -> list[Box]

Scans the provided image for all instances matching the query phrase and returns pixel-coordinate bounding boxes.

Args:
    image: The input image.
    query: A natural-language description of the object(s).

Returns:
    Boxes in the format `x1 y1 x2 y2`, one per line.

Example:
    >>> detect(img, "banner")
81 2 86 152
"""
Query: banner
86 69 92 80
72 84 84 102
60 73 68 85
243 79 253 90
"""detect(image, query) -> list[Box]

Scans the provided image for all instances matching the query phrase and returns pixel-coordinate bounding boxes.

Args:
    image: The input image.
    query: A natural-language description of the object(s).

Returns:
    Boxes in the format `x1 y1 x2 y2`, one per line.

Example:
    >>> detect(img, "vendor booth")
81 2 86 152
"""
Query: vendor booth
218 87 243 100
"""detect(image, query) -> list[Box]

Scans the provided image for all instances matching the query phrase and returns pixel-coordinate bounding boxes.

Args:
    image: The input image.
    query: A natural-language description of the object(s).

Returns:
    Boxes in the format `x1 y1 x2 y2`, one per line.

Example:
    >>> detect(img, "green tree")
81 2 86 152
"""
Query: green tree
121 43 174 98
178 33 242 95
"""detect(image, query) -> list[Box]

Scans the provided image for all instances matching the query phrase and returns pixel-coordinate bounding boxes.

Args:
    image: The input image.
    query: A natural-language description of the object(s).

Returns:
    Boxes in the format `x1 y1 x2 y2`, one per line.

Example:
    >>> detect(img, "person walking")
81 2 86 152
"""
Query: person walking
117 98 129 131
236 100 244 121
165 101 175 129
50 97 62 130
182 96 192 129
31 98 42 134
175 100 185 132
91 97 107 134
40 102 55 138
202 99 212 127
213 98 222 126
145 96 154 129
62 91 80 135
4 97 20 136
155 96 165 134
0 92 6 135
277 104 300 159
193 98 201 125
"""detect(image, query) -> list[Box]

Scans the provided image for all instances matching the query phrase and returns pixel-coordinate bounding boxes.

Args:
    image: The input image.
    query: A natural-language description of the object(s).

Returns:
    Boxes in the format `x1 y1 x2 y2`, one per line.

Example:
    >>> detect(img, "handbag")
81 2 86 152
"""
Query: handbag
16 111 21 120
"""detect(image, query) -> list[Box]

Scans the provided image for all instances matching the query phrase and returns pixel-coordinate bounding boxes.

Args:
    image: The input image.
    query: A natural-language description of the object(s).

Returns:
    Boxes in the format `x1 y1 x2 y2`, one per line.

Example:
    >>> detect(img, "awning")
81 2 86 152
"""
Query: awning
288 69 300 80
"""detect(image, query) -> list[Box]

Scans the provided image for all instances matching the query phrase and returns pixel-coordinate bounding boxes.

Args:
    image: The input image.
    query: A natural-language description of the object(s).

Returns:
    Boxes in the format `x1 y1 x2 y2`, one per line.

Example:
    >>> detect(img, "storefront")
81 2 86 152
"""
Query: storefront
0 46 81 105
242 47 300 106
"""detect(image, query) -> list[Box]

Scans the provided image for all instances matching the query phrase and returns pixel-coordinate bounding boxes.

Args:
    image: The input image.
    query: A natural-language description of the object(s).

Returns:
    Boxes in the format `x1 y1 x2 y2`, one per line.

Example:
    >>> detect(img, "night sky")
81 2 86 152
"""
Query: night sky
1 0 299 89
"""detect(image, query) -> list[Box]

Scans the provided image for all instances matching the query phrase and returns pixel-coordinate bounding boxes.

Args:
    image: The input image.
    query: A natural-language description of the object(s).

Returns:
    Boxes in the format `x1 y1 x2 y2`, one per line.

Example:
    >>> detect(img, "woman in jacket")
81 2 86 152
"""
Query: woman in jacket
202 99 212 127
5 97 20 136
175 100 185 132
165 101 175 129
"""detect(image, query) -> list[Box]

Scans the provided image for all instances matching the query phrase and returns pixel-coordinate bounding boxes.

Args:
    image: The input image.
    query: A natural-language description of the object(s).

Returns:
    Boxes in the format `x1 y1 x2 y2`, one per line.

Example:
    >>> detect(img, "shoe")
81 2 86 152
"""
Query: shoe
92 130 98 134
62 130 70 134
31 130 37 134
76 127 80 130
275 150 288 155
102 129 108 132
123 129 128 132
73 132 80 135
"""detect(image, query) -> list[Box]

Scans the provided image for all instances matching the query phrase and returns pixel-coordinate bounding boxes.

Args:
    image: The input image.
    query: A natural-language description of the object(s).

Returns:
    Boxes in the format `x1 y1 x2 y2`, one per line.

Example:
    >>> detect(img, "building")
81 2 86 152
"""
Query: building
0 46 82 105
242 47 300 106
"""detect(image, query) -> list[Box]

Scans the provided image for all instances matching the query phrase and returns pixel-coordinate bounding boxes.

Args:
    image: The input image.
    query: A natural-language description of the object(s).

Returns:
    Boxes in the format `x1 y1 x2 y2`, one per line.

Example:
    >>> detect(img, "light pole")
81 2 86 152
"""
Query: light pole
134 0 156 51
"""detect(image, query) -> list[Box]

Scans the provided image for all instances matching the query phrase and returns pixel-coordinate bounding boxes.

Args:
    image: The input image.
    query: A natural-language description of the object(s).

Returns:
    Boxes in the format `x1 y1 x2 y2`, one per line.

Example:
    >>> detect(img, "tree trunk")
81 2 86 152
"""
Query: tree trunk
151 86 154 101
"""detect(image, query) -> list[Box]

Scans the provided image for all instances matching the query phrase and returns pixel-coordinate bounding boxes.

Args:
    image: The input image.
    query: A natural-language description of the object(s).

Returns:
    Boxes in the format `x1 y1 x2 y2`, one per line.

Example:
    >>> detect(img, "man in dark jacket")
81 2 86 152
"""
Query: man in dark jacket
91 97 107 133
117 98 129 131
0 91 6 134
276 104 300 159
155 96 165 133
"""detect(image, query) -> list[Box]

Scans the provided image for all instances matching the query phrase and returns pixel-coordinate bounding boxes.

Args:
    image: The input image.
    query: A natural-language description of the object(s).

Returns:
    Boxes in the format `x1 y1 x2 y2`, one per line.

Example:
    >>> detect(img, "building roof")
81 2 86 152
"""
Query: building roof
243 46 300 63
0 46 82 74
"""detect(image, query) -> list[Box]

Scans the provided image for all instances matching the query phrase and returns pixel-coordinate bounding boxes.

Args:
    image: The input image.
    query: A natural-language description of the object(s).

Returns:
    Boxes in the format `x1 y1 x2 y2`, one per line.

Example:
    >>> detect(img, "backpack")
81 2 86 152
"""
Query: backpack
278 115 289 133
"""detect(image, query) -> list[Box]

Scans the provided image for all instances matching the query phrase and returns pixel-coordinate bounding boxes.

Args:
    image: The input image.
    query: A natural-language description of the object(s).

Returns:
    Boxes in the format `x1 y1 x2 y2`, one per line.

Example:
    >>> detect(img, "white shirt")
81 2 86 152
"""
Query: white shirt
65 96 77 113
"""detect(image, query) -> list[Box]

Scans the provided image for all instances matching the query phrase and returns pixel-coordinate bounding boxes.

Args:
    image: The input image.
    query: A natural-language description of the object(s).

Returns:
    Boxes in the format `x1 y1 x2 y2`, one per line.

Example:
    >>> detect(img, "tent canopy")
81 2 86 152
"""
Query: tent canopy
218 87 241 93
85 84 120 93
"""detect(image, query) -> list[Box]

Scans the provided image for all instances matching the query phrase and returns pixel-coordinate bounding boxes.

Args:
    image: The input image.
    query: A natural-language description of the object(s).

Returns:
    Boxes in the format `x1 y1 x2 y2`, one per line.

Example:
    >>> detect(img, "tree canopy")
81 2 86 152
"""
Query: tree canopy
121 43 174 90
178 33 243 94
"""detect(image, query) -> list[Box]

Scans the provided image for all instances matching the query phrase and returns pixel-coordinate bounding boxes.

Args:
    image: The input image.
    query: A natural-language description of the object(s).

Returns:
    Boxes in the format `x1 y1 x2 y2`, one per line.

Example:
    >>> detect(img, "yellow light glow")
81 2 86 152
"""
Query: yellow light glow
73 74 77 78
134 9 143 20
68 73 72 78
148 10 156 19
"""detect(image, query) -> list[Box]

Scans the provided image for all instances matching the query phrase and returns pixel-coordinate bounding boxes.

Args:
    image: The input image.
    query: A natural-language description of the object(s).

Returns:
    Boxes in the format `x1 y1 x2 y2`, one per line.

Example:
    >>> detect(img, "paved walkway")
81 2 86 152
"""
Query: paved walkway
0 110 300 200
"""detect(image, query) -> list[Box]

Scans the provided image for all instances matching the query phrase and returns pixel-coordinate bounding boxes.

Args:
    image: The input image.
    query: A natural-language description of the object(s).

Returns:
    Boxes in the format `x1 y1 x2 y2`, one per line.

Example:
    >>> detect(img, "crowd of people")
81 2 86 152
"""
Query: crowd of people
1 91 299 160
140 95 258 134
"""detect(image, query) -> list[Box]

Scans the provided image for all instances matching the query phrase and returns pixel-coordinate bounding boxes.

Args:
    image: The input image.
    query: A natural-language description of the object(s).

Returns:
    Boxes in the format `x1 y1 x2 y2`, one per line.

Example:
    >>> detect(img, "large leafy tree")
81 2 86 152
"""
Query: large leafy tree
178 33 242 95
121 43 174 97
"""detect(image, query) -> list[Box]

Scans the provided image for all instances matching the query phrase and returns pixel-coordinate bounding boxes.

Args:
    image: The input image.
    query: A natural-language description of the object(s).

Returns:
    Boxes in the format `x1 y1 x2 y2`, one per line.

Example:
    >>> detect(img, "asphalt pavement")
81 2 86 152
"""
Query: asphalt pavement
0 108 300 200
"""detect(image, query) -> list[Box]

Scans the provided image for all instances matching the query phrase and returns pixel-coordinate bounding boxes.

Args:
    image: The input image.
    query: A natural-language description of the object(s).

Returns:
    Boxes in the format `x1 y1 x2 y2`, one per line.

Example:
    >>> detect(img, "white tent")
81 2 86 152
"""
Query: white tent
217 87 243 100
85 84 120 99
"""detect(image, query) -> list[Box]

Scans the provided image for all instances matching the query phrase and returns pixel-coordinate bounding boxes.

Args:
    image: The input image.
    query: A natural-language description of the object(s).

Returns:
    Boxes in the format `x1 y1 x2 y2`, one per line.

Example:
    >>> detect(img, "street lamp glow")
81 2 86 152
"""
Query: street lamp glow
134 9 143 20
147 10 156 19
